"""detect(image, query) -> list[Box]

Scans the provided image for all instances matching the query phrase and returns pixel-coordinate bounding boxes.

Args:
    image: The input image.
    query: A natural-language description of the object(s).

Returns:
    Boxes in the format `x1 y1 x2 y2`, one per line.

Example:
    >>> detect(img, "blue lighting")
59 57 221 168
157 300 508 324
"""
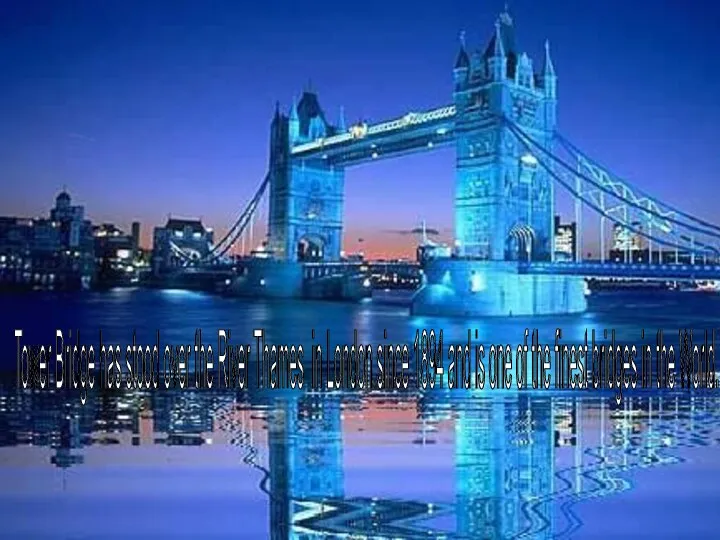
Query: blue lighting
470 272 485 292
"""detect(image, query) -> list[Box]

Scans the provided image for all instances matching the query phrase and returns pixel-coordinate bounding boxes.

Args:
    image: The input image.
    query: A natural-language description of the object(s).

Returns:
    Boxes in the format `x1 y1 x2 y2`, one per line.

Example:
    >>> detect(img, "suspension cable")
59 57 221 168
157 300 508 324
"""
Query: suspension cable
506 122 718 257
167 173 270 264
207 173 270 257
505 119 720 243
555 133 720 235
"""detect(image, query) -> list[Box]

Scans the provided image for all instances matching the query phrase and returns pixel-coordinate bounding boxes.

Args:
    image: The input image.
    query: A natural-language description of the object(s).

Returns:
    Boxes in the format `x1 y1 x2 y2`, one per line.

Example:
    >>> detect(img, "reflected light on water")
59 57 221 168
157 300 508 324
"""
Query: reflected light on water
2 289 720 538
1 388 719 539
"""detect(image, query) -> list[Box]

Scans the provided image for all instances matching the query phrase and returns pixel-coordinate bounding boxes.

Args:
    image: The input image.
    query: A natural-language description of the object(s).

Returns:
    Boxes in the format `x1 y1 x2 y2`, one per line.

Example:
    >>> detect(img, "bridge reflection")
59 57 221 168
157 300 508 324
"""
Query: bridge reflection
0 384 718 538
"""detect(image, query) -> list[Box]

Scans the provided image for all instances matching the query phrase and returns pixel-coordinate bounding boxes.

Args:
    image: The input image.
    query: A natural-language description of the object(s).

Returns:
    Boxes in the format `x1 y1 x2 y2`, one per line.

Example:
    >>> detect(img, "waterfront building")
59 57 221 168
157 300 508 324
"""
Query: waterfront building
93 223 145 285
368 260 422 289
152 217 214 275
0 190 95 290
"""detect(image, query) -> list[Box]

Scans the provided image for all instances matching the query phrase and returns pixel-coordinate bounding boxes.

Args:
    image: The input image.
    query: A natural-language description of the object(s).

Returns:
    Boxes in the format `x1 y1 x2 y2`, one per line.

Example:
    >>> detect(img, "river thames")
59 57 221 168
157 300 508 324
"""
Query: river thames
1 289 720 538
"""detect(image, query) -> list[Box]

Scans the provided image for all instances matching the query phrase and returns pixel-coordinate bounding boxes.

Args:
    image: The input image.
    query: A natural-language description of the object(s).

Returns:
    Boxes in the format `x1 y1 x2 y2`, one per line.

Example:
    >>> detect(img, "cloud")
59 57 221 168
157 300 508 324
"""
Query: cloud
66 132 96 142
381 227 440 236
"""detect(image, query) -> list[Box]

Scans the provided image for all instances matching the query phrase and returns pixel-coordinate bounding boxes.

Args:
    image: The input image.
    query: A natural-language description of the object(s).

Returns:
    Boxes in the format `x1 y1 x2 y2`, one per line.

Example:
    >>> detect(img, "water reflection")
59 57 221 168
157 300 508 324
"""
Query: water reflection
1 383 719 538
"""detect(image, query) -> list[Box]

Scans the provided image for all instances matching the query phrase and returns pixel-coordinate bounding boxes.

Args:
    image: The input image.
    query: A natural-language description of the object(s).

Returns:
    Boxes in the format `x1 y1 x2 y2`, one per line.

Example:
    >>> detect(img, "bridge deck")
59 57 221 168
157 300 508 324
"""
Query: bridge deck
520 261 720 280
290 106 456 166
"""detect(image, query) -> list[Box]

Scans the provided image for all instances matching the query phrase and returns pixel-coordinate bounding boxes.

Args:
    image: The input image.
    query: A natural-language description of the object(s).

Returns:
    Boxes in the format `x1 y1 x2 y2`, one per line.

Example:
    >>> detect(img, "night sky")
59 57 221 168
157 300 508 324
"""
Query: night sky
1 0 718 258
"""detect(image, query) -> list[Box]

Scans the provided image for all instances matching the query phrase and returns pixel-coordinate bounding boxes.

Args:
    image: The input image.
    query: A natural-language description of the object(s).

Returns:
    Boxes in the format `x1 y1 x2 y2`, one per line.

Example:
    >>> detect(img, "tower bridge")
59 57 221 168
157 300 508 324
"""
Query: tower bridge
170 7 720 316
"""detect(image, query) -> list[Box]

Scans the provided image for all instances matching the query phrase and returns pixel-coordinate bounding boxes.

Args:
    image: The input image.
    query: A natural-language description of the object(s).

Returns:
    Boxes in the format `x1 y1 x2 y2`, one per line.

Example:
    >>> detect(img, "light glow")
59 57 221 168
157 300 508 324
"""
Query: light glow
470 272 485 292
521 153 538 166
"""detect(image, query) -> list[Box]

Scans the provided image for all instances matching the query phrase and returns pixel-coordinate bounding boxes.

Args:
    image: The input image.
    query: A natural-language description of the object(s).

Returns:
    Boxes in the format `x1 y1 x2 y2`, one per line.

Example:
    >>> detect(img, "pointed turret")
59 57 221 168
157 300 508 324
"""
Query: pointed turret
296 90 329 140
488 20 507 81
543 40 555 77
273 101 281 122
483 5 518 80
499 3 513 26
493 21 505 58
338 106 346 132
454 31 470 70
288 96 300 143
543 40 557 99
453 30 470 88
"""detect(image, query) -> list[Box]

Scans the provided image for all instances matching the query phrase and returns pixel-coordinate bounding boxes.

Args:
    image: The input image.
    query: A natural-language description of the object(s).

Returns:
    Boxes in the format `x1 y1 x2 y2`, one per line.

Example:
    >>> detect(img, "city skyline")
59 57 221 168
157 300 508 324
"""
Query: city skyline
2 1 719 259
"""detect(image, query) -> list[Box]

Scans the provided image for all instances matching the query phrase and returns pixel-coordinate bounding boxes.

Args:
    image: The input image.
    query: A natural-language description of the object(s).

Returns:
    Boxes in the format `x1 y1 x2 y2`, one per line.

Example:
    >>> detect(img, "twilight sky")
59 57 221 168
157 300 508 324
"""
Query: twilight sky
1 0 719 259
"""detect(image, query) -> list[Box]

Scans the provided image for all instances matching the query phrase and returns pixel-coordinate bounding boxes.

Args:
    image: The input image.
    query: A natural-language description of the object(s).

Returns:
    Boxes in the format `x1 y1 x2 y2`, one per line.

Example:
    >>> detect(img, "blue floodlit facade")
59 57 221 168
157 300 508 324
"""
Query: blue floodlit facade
266 9 587 315
452 11 555 261
268 396 344 539
415 11 586 316
455 398 554 538
268 95 345 262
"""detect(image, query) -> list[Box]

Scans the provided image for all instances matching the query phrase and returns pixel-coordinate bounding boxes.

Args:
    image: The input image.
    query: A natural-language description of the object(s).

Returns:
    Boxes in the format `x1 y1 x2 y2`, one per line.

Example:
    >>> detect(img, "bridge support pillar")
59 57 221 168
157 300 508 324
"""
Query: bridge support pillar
411 260 586 317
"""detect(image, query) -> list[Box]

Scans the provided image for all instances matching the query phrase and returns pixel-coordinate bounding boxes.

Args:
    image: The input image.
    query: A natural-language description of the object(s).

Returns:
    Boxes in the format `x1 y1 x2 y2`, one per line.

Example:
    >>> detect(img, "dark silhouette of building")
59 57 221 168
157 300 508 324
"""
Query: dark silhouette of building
0 190 95 290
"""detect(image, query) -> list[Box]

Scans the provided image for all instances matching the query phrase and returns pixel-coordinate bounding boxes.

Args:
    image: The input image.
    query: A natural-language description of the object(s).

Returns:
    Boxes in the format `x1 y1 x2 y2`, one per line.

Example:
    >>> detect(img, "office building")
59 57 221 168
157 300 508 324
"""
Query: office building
554 216 577 261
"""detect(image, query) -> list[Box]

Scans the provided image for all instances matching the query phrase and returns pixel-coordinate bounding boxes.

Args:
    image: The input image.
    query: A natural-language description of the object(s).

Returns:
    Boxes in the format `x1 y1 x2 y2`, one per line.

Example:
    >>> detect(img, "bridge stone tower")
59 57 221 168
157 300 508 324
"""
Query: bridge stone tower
268 92 345 262
453 9 556 261
268 396 344 539
412 8 586 316
455 397 554 538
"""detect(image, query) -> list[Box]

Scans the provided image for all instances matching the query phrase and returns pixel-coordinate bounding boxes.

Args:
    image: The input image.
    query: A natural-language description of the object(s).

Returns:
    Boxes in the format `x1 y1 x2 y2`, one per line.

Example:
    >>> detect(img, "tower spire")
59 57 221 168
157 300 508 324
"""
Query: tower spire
500 2 513 26
290 96 298 121
543 39 556 77
543 39 557 100
338 106 346 132
289 96 300 143
493 20 505 58
487 18 507 81
454 30 470 70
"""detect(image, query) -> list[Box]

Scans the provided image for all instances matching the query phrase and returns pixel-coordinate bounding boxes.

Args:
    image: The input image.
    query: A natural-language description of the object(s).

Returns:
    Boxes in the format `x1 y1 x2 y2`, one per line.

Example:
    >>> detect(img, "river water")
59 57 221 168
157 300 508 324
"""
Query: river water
1 288 719 538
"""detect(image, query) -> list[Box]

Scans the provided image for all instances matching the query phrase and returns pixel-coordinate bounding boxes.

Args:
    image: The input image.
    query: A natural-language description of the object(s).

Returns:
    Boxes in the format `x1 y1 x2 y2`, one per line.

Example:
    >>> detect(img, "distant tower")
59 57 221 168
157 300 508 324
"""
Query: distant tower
453 7 556 261
55 189 71 212
131 221 141 250
267 90 346 262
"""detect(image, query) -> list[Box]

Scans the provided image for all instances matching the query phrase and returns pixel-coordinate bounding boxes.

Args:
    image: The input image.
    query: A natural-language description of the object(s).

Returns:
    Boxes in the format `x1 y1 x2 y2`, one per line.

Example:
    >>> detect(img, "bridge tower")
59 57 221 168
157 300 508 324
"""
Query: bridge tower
268 92 345 262
455 397 554 538
412 8 585 316
453 8 556 261
267 396 344 539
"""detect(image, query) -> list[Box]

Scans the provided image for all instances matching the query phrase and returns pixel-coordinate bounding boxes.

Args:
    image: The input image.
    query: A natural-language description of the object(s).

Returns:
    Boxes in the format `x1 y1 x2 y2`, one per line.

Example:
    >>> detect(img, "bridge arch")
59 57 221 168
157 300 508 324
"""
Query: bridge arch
297 234 325 262
506 223 535 262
